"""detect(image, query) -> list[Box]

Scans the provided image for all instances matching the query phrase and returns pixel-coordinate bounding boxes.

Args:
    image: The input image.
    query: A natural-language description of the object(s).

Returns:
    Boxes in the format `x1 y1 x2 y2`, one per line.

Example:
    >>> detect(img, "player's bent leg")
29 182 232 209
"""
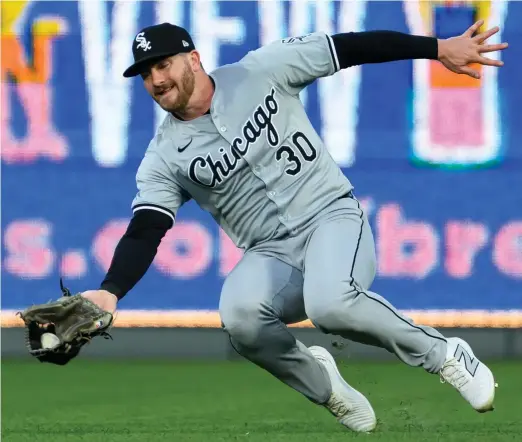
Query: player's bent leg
219 251 332 405
304 213 447 374
303 206 496 412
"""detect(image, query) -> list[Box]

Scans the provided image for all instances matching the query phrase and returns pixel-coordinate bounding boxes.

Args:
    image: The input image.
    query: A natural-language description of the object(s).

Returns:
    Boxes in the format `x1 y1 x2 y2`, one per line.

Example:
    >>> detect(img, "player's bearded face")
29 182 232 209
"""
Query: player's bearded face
145 56 195 113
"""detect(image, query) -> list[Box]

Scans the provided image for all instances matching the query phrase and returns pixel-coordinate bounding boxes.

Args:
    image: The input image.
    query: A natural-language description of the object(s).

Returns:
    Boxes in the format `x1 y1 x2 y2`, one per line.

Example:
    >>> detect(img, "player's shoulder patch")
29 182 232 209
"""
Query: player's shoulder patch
281 33 312 44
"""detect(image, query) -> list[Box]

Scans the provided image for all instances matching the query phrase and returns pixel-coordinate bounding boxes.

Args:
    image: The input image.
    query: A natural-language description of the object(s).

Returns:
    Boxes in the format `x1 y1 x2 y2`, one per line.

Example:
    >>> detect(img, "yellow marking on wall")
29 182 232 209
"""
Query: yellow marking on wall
1 1 65 83
3 310 522 329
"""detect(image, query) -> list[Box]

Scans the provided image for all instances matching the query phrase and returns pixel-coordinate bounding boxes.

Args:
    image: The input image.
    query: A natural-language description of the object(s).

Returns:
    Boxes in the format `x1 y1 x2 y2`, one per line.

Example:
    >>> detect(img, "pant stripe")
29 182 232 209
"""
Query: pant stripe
349 196 364 278
356 288 447 343
349 196 447 344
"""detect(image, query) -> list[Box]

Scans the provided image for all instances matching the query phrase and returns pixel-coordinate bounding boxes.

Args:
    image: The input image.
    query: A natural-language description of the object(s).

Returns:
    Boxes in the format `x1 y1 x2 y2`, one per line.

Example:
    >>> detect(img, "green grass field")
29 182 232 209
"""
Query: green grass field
2 358 521 441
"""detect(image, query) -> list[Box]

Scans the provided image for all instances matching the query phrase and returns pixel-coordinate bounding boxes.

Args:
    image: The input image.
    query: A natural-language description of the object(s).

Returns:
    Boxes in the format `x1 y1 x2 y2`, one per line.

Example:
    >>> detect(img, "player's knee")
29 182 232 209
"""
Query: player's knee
307 303 364 334
220 300 269 348
305 284 363 333
306 304 339 332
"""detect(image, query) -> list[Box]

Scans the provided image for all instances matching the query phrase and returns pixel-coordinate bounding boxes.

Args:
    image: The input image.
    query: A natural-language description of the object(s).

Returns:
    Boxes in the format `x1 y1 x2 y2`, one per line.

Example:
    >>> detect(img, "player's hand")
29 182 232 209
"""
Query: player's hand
81 290 118 314
437 20 508 79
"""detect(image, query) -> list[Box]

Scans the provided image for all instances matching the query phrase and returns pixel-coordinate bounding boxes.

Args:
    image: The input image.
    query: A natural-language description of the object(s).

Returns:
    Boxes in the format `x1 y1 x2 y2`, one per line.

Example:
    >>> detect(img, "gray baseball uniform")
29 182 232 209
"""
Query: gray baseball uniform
133 32 447 404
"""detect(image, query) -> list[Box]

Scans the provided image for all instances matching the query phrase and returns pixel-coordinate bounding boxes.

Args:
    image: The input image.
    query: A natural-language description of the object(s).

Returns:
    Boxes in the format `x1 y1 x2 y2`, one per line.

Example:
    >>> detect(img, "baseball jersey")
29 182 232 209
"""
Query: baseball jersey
132 31 353 250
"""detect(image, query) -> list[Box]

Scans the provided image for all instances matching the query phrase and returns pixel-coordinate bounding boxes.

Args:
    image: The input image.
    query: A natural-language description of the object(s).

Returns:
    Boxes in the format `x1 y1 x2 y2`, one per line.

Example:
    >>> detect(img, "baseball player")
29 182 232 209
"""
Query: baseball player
78 21 507 432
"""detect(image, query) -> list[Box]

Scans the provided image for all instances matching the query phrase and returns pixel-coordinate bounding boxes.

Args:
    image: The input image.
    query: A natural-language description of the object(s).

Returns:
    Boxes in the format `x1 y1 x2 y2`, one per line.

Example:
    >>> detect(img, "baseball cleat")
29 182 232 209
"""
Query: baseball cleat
309 345 377 433
439 337 497 412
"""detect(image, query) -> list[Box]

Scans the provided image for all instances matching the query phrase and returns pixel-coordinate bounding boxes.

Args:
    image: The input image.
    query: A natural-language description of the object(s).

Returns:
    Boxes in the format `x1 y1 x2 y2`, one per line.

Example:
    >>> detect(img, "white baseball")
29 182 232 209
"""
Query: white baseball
41 332 61 349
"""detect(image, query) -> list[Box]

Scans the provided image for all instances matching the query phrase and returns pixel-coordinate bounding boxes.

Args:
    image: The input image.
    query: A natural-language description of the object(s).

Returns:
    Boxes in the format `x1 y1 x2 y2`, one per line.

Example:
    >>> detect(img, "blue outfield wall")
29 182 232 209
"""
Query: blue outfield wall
1 1 521 317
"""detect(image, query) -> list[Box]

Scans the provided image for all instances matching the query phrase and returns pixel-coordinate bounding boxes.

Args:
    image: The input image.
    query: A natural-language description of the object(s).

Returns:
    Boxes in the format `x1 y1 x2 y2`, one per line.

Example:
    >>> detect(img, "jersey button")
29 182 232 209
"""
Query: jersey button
268 191 276 197
220 126 227 132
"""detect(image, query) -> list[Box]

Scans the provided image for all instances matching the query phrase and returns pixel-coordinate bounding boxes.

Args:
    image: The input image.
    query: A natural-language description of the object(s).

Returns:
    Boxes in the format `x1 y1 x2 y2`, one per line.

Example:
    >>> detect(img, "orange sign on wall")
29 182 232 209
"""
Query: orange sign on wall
1 1 68 163
404 0 507 168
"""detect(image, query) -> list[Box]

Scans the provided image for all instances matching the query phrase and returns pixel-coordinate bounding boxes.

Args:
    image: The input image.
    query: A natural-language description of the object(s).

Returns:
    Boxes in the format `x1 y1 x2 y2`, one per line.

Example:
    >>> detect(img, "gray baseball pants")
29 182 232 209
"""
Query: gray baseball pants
219 194 448 404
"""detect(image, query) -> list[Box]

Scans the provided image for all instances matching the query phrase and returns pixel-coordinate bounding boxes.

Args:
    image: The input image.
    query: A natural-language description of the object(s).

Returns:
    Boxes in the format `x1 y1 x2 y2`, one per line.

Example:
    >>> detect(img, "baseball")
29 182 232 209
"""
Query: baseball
41 332 61 349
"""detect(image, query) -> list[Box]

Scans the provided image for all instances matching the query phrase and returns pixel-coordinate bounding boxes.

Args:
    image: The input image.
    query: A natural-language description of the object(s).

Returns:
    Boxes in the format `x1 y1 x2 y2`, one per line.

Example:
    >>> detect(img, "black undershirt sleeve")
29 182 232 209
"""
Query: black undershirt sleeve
331 31 438 69
100 209 172 300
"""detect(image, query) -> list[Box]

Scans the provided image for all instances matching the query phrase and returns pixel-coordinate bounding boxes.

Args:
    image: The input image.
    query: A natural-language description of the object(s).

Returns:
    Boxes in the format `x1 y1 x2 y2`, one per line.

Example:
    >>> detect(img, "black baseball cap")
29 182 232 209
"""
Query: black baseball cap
123 23 195 78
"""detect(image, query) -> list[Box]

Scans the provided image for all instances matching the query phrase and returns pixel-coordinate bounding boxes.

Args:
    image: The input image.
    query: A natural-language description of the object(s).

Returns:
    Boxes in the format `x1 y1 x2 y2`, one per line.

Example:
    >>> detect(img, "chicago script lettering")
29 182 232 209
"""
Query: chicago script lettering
188 88 279 187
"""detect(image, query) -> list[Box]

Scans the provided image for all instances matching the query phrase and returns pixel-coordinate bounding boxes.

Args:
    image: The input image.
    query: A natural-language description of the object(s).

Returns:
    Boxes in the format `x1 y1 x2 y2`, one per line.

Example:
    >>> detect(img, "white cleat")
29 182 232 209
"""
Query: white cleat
439 337 497 413
309 345 377 433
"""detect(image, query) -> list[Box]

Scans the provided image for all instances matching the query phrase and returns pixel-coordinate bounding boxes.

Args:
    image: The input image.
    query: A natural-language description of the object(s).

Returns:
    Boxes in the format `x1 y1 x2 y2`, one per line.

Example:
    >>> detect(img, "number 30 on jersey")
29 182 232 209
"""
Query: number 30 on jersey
276 131 317 176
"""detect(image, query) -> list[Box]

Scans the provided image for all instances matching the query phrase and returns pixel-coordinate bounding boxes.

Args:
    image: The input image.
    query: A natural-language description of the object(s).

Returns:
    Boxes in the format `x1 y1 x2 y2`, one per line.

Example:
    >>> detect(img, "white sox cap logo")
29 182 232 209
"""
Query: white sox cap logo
135 32 151 51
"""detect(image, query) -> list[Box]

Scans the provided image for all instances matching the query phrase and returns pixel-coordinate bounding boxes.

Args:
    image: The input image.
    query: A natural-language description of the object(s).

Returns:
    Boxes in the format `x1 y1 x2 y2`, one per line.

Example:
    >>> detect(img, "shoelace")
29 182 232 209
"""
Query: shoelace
314 352 357 419
439 359 470 389
327 393 351 417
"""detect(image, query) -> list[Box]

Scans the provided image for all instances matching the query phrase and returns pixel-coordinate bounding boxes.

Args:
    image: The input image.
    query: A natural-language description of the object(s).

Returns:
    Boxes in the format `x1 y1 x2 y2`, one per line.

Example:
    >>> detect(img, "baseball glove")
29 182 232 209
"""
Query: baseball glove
17 279 114 365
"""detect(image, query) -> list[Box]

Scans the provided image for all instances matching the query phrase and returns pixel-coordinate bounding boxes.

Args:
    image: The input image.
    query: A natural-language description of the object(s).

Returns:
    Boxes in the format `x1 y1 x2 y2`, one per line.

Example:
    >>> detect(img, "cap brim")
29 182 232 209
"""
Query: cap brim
123 52 178 78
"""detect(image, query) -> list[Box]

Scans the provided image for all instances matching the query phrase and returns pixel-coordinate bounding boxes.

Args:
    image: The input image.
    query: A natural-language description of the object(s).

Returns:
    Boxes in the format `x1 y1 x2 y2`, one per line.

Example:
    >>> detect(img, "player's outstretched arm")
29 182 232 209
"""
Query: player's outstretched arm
16 209 172 365
79 144 188 312
331 30 438 67
245 20 507 97
332 19 507 79
81 209 173 312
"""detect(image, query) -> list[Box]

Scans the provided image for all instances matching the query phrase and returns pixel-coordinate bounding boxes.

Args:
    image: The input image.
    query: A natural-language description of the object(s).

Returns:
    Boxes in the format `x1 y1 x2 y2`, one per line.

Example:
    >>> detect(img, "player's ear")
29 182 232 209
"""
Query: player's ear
188 50 203 72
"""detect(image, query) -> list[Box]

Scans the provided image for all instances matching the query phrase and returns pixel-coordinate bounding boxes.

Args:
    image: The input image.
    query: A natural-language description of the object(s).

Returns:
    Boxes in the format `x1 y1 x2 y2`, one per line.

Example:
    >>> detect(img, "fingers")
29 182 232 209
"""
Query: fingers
474 26 500 43
479 42 509 53
464 20 484 37
459 66 481 80
476 55 504 67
